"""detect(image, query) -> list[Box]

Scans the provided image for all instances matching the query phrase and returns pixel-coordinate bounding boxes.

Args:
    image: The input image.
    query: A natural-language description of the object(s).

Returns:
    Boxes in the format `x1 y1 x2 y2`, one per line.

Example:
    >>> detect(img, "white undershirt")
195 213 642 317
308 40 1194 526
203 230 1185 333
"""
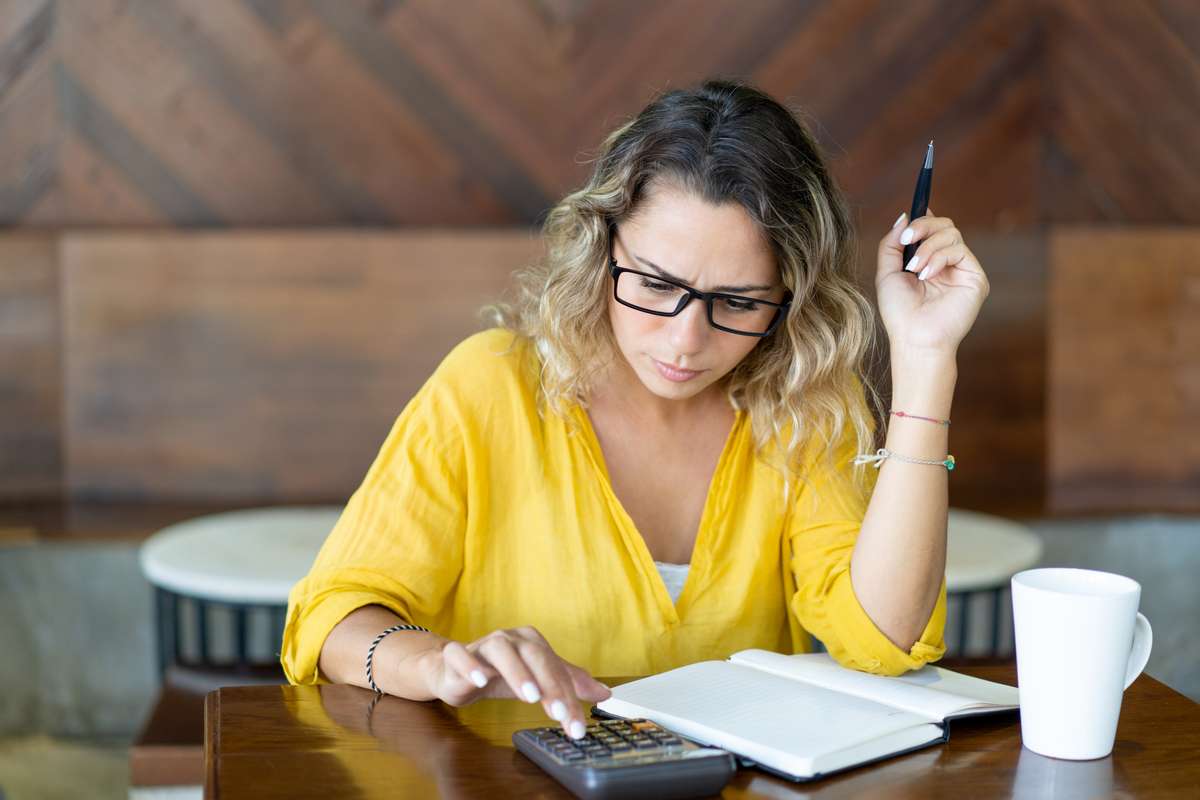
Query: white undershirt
653 560 691 604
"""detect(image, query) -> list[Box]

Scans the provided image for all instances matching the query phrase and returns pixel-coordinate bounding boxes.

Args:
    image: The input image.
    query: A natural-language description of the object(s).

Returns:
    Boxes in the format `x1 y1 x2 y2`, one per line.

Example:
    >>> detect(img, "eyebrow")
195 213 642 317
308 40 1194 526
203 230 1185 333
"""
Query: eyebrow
630 253 775 294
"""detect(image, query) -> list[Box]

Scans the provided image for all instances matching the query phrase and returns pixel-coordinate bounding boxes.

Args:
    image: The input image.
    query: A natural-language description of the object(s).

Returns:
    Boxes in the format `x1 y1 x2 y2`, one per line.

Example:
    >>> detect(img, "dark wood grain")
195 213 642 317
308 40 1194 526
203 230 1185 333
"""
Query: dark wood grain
2 0 1150 229
0 233 60 501
60 229 541 502
203 666 1200 799
1048 228 1200 513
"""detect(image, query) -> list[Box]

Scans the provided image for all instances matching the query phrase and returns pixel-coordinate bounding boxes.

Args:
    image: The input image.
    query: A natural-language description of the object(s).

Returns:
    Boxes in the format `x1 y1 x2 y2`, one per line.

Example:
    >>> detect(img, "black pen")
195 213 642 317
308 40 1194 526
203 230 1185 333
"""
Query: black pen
901 141 933 273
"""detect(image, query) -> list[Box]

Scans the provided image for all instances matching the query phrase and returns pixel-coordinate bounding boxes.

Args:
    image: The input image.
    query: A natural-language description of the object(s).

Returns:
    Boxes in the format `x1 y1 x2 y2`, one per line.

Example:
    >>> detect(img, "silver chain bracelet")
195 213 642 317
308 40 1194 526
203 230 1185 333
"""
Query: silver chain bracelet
853 447 956 471
366 623 432 694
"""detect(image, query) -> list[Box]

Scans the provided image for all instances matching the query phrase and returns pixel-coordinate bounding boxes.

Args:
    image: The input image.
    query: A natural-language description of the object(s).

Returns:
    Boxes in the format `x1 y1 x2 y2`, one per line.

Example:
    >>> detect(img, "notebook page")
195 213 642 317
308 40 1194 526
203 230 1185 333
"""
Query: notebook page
595 660 933 775
729 650 1019 721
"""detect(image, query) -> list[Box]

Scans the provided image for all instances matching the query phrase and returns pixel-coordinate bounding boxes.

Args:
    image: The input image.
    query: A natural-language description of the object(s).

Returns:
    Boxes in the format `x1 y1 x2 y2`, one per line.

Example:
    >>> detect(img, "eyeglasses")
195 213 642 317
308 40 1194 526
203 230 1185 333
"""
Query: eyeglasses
608 228 792 338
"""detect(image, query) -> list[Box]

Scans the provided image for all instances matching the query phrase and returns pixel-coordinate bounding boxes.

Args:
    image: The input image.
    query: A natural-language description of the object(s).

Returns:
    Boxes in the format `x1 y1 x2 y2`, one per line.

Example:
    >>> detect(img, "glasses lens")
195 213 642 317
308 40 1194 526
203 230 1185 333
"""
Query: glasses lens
615 271 779 335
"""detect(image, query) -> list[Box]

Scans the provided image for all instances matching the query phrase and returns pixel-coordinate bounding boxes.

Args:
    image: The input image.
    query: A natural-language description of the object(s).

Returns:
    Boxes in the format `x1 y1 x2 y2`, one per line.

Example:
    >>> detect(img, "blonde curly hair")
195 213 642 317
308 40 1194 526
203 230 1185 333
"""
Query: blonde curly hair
481 78 885 502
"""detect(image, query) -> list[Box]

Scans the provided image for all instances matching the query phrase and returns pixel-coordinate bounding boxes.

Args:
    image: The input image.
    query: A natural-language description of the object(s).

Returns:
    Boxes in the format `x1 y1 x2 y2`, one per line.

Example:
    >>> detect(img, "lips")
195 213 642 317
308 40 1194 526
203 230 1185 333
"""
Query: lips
652 357 703 380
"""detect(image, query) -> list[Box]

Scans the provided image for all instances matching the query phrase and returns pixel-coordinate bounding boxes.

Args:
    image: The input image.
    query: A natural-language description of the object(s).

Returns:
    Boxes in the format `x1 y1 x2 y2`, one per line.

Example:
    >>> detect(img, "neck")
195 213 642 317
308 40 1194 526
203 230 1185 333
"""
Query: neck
590 356 732 432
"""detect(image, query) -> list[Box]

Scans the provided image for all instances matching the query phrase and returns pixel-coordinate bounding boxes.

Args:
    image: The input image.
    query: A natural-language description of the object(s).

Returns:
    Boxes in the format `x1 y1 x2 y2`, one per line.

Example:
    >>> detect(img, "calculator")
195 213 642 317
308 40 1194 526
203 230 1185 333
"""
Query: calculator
512 717 736 800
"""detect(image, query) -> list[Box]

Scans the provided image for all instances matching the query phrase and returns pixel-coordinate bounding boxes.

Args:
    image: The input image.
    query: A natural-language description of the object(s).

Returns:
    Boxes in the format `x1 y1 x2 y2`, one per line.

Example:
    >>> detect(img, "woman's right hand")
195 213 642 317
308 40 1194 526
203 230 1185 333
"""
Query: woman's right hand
410 625 612 739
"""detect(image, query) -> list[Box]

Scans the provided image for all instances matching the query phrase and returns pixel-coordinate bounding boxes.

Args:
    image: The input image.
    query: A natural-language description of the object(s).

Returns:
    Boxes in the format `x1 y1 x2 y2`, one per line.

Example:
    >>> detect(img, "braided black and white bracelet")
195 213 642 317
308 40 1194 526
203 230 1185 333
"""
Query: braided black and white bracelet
366 623 431 694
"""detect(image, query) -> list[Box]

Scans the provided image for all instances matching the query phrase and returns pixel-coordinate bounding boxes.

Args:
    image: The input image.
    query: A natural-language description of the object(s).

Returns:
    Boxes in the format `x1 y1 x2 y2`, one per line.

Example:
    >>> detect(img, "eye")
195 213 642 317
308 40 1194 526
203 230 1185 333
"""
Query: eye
639 278 677 293
722 297 760 313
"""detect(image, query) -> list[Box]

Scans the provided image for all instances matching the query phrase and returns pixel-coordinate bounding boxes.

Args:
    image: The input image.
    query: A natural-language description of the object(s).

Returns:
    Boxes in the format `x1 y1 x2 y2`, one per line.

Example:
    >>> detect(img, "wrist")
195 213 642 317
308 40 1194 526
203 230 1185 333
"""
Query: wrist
889 349 957 420
889 342 957 369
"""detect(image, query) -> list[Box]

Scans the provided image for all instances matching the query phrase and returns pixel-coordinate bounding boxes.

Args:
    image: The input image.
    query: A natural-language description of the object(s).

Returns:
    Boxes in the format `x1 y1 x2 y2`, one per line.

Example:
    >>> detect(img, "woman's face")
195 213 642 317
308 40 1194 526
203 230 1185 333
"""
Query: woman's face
607 182 785 412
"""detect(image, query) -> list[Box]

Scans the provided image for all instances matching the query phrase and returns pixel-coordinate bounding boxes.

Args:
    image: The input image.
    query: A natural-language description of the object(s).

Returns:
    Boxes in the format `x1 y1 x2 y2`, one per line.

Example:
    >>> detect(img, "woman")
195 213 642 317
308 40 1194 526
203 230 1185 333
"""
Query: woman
281 79 989 742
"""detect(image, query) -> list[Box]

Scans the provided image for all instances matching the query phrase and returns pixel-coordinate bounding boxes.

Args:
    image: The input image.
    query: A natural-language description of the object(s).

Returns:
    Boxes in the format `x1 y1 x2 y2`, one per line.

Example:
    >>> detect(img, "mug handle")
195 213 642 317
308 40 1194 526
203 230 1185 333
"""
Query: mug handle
1123 612 1153 690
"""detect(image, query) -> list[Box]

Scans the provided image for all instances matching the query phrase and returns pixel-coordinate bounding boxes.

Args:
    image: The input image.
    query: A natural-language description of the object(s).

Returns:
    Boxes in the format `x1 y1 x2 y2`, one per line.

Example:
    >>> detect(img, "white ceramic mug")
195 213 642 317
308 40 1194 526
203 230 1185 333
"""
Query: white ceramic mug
1011 567 1153 760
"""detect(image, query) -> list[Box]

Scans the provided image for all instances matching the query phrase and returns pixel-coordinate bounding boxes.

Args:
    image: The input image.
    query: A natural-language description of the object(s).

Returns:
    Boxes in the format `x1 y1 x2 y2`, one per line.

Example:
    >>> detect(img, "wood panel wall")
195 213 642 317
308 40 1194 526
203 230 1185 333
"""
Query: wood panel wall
0 235 59 499
3 0 1194 230
60 230 541 502
1 0 1196 524
1048 229 1200 514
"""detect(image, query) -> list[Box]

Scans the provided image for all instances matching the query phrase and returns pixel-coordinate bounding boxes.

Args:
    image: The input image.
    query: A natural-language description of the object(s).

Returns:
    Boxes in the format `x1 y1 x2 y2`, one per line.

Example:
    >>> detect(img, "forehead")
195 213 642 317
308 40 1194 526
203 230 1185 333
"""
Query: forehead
617 183 777 285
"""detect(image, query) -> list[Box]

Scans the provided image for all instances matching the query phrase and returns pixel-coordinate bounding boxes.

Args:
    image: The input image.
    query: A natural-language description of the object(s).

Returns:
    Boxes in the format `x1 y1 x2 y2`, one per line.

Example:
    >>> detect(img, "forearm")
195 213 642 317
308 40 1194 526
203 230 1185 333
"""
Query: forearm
318 605 450 700
850 348 956 650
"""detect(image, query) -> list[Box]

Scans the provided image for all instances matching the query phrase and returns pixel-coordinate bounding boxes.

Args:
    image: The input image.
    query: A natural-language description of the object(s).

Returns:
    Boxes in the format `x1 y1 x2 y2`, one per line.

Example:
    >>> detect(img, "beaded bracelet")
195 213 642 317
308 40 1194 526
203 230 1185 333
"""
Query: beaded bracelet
854 447 956 471
366 623 432 693
890 409 950 426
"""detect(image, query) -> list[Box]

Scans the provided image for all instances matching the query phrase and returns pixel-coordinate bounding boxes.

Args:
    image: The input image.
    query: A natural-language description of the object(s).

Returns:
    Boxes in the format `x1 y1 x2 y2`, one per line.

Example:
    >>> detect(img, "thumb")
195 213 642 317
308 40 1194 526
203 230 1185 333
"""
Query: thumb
878 211 909 277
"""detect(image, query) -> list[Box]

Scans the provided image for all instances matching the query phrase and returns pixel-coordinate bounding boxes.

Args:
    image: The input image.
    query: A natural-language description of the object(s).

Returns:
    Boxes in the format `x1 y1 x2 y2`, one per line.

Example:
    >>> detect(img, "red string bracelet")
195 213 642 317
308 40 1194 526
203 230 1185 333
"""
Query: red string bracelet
890 409 951 426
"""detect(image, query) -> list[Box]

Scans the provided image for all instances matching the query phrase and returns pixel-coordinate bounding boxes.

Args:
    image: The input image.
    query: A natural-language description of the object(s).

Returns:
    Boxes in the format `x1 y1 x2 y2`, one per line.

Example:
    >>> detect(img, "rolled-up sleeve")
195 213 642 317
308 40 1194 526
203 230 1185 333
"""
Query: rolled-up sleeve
785 420 947 677
280 373 468 686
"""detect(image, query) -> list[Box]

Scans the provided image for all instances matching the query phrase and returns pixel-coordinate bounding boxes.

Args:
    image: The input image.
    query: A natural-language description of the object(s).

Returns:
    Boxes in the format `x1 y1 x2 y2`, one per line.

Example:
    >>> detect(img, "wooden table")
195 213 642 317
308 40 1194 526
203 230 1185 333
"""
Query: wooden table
204 665 1200 798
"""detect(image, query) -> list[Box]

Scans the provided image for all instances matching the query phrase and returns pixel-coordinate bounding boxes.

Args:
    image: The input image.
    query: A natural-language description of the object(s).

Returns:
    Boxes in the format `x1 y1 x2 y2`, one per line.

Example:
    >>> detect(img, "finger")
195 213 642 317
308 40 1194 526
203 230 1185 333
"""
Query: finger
563 661 612 702
517 639 589 739
904 228 962 275
475 634 542 705
919 242 987 283
898 214 955 254
877 211 951 278
440 640 495 692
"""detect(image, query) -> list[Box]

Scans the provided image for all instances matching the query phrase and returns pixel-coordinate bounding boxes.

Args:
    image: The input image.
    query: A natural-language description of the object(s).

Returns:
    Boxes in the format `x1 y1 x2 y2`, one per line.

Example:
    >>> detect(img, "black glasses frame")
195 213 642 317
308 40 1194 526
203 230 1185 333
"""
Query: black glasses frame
607 226 793 338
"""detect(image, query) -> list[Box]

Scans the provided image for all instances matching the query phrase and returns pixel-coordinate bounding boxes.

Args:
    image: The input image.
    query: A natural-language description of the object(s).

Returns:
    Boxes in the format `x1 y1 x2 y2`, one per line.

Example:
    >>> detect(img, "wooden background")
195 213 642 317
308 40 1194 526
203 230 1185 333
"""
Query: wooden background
1 0 1197 534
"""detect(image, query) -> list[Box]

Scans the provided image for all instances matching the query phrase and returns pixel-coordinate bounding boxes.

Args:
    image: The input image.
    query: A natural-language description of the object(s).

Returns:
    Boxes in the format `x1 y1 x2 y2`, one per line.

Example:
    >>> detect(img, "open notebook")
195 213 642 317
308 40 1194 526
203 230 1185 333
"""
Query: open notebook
593 649 1019 782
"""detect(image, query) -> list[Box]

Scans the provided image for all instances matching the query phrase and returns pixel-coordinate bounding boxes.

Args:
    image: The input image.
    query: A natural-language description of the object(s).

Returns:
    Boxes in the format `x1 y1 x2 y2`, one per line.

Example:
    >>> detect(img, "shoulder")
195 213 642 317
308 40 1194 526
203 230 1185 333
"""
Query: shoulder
425 327 542 419
434 327 538 387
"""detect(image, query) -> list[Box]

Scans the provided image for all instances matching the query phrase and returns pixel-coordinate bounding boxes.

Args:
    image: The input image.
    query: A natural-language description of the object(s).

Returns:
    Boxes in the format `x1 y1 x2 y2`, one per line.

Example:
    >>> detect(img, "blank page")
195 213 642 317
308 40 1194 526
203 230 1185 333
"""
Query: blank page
597 661 931 771
730 650 1020 720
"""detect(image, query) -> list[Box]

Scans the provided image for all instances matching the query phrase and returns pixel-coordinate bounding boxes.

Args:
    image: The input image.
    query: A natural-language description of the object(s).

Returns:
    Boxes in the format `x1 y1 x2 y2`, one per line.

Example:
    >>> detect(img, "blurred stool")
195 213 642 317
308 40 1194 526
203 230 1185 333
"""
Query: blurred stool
139 506 340 677
132 506 339 795
944 508 1043 658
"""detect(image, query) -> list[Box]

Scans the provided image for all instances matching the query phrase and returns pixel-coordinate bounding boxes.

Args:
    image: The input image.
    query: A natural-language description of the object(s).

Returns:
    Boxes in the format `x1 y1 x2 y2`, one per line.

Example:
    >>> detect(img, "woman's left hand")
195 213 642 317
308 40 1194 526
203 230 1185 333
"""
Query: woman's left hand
875 209 990 355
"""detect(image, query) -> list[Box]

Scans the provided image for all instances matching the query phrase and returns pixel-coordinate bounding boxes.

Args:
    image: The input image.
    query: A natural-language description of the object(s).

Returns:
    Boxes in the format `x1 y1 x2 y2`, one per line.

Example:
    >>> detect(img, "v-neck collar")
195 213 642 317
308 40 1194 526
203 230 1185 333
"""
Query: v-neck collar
571 400 746 626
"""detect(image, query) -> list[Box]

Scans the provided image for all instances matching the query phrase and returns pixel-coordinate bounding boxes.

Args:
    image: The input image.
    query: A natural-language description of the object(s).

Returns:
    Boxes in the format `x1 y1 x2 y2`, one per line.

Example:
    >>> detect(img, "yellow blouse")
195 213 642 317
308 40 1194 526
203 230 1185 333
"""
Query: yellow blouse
281 328 947 684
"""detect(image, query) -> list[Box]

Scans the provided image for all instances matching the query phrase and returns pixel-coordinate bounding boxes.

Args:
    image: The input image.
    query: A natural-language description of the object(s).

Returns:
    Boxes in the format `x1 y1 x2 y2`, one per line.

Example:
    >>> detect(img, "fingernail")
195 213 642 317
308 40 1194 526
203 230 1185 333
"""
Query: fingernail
569 720 587 739
470 670 487 688
892 212 906 228
899 227 914 245
918 266 930 281
550 700 567 721
906 255 920 272
521 682 541 703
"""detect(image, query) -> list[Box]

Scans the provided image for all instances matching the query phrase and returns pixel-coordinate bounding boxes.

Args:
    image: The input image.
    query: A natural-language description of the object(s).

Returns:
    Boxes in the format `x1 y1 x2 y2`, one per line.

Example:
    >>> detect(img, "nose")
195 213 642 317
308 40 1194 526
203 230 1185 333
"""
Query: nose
666 294 711 357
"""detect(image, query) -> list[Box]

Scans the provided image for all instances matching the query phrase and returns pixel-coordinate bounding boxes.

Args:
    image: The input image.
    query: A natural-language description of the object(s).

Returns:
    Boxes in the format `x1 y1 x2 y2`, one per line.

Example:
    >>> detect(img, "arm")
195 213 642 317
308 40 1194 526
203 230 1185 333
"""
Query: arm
850 347 955 651
318 605 450 700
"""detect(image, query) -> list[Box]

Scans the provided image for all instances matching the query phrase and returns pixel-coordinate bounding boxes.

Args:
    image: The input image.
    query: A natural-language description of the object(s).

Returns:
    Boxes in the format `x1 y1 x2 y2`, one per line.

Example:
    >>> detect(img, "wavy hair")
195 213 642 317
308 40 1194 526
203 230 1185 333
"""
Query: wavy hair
480 78 886 502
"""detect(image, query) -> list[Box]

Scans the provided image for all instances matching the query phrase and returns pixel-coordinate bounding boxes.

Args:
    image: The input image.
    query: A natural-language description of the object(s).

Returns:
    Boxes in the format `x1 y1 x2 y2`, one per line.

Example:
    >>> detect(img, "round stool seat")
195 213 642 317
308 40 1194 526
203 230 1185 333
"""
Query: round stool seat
140 506 341 604
942 508 1044 658
946 508 1043 592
